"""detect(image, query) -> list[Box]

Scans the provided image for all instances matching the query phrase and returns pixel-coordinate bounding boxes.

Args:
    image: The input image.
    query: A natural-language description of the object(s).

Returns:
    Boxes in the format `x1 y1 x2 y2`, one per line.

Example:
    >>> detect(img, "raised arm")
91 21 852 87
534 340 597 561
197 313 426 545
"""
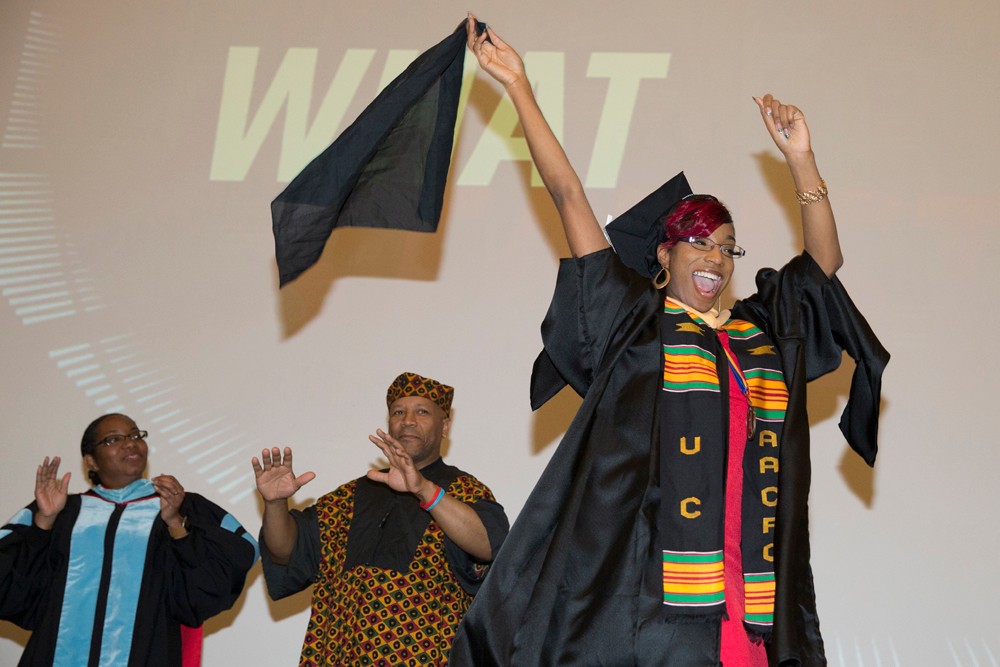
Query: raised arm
252 447 316 565
33 456 71 531
368 429 494 561
467 15 608 257
754 94 843 277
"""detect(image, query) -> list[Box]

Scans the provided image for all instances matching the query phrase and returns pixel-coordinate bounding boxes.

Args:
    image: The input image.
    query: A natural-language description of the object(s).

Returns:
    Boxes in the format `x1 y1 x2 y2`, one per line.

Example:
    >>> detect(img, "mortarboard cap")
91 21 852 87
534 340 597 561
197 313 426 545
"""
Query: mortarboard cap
604 172 692 279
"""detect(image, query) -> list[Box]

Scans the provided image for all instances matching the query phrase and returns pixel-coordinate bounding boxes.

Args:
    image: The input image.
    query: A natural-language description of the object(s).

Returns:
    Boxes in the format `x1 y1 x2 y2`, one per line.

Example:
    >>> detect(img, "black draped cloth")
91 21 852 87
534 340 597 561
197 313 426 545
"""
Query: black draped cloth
450 248 888 666
272 20 480 286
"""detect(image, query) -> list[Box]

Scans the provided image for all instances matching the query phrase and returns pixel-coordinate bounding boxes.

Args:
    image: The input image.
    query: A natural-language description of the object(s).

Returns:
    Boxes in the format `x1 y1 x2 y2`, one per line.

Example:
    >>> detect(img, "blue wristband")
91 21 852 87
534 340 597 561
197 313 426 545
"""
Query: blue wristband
422 486 446 511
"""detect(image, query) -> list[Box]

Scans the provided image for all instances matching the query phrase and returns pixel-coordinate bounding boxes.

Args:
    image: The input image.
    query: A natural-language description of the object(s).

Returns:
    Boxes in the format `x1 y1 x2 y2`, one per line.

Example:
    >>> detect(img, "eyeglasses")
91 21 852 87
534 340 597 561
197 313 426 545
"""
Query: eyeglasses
96 430 148 448
673 236 746 259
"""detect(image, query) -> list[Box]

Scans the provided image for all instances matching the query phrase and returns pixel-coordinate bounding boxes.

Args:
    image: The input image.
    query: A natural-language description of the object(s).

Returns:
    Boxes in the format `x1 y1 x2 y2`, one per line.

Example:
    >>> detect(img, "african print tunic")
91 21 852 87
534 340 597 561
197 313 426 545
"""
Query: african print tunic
260 459 508 666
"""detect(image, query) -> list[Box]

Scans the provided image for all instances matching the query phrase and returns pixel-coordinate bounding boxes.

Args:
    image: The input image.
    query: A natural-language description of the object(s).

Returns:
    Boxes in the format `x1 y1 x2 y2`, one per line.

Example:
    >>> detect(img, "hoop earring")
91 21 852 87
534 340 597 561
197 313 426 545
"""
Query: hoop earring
653 267 670 289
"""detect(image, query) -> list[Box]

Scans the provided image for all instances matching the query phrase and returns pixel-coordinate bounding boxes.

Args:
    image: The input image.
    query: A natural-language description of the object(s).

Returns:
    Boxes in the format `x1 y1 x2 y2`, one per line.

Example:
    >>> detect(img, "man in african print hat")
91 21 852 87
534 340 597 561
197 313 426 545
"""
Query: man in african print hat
252 372 509 665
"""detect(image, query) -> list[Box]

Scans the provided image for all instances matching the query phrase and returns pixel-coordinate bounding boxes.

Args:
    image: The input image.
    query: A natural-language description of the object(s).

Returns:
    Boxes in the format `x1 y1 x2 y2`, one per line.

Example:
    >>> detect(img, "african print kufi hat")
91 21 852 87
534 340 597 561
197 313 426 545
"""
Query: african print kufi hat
386 372 454 416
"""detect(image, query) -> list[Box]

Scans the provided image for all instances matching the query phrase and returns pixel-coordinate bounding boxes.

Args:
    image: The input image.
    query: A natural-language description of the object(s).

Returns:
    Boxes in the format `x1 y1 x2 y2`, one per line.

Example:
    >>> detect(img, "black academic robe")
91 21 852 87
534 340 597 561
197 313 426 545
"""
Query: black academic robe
450 248 887 666
0 482 258 667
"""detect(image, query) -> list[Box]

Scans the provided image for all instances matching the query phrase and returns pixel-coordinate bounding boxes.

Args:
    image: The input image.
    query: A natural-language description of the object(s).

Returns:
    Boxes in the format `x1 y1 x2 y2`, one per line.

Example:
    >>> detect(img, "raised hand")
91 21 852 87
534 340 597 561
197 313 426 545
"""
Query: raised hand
34 456 70 530
467 14 525 88
252 447 316 503
152 474 186 527
465 14 606 257
754 94 812 157
755 94 842 276
369 430 493 560
367 429 431 498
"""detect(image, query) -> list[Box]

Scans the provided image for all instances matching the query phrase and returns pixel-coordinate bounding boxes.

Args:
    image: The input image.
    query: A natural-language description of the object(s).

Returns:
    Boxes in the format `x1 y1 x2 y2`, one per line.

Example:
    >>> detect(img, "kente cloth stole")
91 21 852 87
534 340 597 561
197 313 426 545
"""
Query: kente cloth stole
658 298 786 637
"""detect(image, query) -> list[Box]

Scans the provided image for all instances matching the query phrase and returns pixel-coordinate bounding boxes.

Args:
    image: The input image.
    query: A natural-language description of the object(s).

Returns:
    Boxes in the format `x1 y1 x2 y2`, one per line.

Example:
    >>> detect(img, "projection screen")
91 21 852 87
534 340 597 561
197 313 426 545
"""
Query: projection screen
1 1 998 664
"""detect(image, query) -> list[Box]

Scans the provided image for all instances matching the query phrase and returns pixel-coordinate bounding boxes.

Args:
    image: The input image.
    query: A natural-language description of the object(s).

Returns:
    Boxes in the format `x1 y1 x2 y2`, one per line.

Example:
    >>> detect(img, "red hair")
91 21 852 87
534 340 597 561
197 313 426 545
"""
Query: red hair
658 195 734 251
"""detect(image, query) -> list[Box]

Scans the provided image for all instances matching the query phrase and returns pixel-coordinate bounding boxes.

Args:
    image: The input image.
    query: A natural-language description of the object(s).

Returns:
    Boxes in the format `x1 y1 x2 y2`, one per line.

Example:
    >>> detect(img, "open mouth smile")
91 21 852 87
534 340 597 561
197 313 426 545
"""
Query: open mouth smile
692 270 722 297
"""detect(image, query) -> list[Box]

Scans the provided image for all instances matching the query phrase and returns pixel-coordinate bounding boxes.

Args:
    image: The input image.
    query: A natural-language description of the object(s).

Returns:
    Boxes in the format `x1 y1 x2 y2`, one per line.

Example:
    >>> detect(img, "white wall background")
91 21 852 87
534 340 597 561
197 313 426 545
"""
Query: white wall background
1 1 997 664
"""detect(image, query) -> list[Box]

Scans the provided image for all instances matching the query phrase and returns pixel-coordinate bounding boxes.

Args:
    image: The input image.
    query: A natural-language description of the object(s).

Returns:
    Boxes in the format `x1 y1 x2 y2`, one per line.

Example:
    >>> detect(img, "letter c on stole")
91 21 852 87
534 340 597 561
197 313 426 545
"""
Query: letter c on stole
681 497 702 519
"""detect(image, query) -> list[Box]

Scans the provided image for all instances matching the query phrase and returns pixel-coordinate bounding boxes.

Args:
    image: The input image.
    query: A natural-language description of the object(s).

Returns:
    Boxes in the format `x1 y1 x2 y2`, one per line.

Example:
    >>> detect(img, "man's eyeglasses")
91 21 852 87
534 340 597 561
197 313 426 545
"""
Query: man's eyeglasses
96 430 148 448
673 236 746 259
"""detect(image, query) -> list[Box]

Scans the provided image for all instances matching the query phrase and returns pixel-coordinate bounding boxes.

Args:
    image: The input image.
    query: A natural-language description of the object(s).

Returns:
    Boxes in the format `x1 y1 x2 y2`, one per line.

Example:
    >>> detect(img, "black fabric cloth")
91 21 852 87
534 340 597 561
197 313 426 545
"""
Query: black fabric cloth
271 20 481 286
260 458 509 599
0 488 257 667
450 247 888 666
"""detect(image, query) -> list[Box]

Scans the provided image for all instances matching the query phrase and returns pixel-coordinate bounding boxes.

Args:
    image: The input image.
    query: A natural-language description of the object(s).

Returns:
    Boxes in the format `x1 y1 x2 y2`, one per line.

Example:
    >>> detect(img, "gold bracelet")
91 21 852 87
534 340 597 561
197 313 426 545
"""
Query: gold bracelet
167 516 189 539
795 179 828 206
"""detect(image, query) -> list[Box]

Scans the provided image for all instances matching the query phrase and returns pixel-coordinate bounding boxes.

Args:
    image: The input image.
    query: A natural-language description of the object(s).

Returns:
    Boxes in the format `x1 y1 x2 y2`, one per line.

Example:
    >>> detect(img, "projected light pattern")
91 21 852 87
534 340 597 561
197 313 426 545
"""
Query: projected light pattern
830 635 902 666
822 632 1000 665
0 10 257 506
2 10 59 151
946 637 999 667
47 335 261 503
49 341 122 411
0 173 105 324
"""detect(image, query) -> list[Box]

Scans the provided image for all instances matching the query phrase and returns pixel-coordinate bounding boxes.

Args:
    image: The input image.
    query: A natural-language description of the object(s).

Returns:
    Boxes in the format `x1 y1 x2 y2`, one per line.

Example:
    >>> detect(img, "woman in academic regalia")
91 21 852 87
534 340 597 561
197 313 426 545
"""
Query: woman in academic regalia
0 413 258 667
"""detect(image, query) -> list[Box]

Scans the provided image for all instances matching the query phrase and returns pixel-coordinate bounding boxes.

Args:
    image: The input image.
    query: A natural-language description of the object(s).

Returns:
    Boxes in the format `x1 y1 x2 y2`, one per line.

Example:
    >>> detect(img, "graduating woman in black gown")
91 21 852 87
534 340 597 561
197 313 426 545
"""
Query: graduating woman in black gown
451 15 888 667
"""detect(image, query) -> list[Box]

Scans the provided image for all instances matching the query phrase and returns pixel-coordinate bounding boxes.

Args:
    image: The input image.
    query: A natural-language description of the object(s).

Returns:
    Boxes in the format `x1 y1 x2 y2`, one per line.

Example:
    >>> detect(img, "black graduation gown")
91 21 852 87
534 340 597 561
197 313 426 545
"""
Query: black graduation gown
450 248 887 666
